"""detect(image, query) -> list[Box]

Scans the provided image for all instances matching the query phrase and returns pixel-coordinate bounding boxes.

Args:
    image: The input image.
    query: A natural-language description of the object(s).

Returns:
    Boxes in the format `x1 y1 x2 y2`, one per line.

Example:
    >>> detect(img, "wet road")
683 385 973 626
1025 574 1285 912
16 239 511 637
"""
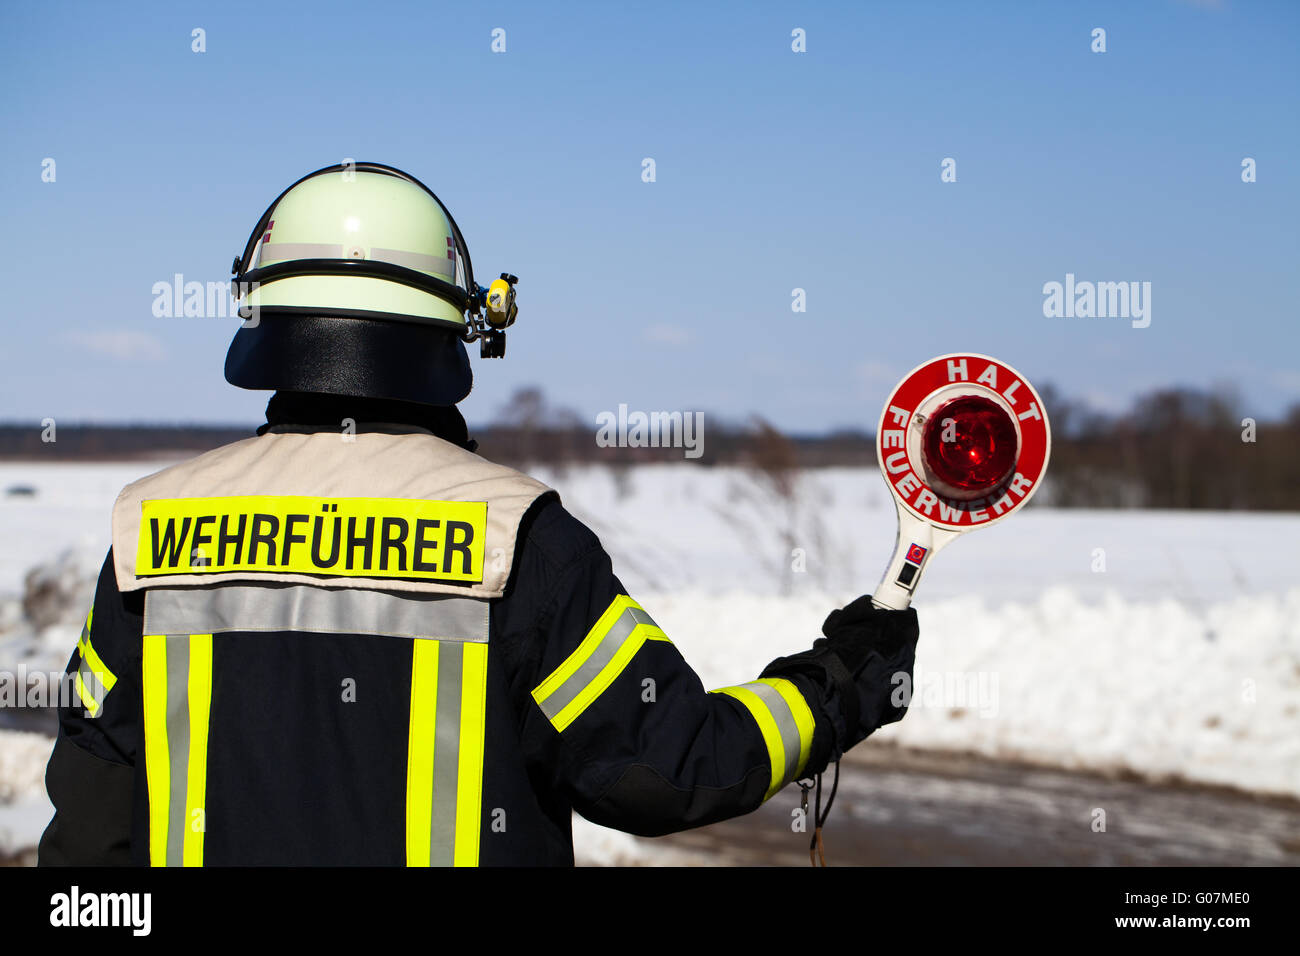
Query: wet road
650 746 1300 866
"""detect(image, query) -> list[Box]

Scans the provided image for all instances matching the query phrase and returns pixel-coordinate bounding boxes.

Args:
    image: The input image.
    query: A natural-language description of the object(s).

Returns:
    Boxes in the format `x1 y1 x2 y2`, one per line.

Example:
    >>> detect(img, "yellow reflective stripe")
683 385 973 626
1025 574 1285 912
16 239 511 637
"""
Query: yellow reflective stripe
714 685 788 800
757 677 815 778
532 595 671 732
79 641 118 694
532 596 633 702
453 642 488 867
182 634 213 867
74 671 99 715
406 639 490 867
143 633 214 867
557 621 668 731
406 639 439 866
142 635 171 867
74 605 118 717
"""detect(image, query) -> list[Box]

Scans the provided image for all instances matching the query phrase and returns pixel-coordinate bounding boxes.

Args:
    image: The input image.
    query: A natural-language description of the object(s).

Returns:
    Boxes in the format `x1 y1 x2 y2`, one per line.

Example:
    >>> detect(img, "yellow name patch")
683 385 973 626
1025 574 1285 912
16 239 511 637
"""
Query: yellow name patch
136 496 487 583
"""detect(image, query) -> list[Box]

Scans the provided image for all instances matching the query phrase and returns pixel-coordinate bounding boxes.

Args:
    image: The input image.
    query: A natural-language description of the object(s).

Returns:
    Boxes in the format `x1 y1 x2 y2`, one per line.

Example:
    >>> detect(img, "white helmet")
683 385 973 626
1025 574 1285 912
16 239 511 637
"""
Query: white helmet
225 162 516 406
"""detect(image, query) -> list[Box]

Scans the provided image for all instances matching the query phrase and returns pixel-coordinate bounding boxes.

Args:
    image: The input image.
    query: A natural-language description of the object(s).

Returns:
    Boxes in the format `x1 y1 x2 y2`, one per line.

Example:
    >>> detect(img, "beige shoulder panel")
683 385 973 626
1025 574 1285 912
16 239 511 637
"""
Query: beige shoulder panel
111 431 553 598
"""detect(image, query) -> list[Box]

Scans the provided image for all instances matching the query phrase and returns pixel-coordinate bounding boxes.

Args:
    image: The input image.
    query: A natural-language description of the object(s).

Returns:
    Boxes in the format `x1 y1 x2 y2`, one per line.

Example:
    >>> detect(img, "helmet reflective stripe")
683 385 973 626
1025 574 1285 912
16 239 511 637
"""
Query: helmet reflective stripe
239 170 468 328
259 244 456 280
370 247 456 279
257 242 343 262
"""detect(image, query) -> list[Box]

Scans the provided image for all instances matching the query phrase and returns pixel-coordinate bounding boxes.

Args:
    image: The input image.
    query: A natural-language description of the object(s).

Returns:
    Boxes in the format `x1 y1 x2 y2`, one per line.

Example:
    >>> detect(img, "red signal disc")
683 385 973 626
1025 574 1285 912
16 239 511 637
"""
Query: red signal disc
876 353 1051 530
921 395 1020 500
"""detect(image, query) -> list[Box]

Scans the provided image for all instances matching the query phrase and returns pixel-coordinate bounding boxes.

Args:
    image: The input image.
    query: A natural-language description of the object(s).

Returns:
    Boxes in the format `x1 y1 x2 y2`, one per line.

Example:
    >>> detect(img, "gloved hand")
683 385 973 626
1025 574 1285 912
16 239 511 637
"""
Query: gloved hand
820 595 919 668
762 595 919 762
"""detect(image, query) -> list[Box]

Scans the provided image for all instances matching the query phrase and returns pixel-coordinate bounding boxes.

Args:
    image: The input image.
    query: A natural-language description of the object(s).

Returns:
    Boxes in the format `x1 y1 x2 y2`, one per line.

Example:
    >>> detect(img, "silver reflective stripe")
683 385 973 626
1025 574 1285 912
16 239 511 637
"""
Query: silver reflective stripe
76 657 105 711
258 242 344 262
537 606 656 722
370 247 455 279
740 681 802 785
164 635 190 869
430 642 463 866
144 585 488 642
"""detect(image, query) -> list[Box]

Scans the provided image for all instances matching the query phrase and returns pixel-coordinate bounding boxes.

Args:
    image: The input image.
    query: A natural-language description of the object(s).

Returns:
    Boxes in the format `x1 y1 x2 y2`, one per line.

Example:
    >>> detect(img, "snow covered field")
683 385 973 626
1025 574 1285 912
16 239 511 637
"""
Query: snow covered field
1 459 1297 862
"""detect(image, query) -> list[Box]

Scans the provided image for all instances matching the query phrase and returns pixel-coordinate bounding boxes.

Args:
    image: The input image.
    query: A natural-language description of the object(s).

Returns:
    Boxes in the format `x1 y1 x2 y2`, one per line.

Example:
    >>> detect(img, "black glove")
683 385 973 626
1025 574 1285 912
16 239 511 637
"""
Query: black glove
762 595 919 762
820 595 919 667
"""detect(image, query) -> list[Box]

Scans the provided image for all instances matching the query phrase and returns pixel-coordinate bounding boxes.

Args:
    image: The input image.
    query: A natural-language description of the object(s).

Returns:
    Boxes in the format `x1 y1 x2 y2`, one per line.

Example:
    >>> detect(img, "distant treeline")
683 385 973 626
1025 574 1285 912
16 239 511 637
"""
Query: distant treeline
0 420 874 467
0 424 254 461
1 384 1295 510
1032 385 1299 510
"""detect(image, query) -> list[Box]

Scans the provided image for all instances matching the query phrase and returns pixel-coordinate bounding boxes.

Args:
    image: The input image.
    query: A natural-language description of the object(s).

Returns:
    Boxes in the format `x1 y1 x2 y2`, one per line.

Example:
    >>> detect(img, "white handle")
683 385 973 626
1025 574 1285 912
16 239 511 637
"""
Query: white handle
871 504 960 610
871 542 919 610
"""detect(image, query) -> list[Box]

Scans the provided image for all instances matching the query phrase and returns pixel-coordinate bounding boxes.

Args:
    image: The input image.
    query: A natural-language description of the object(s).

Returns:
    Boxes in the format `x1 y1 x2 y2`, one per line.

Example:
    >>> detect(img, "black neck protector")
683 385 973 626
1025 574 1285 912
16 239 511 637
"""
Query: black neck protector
257 390 477 452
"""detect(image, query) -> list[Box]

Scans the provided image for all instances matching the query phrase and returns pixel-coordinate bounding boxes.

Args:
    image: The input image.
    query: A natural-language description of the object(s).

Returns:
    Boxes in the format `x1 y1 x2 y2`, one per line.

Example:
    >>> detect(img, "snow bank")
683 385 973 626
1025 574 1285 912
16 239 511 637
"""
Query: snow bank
0 731 54 860
0 730 51 804
533 463 1300 603
640 586 1300 798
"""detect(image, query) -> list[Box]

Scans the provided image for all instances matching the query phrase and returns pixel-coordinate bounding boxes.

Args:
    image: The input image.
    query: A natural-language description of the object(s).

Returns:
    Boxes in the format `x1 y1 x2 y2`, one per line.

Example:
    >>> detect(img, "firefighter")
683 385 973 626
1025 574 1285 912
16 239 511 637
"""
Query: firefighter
39 163 919 866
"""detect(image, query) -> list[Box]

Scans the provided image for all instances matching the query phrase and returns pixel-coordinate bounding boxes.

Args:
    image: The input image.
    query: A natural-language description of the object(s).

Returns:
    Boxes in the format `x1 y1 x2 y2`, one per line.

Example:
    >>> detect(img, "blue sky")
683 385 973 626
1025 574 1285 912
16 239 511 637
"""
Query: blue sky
1 0 1296 431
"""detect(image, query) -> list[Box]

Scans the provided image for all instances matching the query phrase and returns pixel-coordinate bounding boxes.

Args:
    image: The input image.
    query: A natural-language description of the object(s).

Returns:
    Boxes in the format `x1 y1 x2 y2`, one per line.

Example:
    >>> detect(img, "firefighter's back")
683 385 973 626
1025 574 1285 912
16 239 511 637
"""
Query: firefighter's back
110 428 556 865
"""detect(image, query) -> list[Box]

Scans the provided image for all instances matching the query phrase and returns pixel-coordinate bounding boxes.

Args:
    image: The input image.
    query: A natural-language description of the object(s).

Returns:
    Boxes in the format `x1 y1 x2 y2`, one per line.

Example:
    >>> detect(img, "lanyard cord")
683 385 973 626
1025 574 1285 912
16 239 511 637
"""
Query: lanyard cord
801 760 841 866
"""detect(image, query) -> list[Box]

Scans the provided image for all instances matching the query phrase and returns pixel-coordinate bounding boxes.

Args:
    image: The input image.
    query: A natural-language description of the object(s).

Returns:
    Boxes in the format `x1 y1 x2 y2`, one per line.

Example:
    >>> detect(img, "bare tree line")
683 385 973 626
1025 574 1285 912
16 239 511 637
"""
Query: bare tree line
0 384 1295 510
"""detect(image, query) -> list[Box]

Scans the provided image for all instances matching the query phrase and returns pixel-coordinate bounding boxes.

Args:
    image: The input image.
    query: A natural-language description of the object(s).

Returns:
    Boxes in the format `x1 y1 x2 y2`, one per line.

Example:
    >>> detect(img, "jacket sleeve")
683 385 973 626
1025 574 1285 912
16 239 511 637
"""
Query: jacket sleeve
38 549 142 866
502 501 913 837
